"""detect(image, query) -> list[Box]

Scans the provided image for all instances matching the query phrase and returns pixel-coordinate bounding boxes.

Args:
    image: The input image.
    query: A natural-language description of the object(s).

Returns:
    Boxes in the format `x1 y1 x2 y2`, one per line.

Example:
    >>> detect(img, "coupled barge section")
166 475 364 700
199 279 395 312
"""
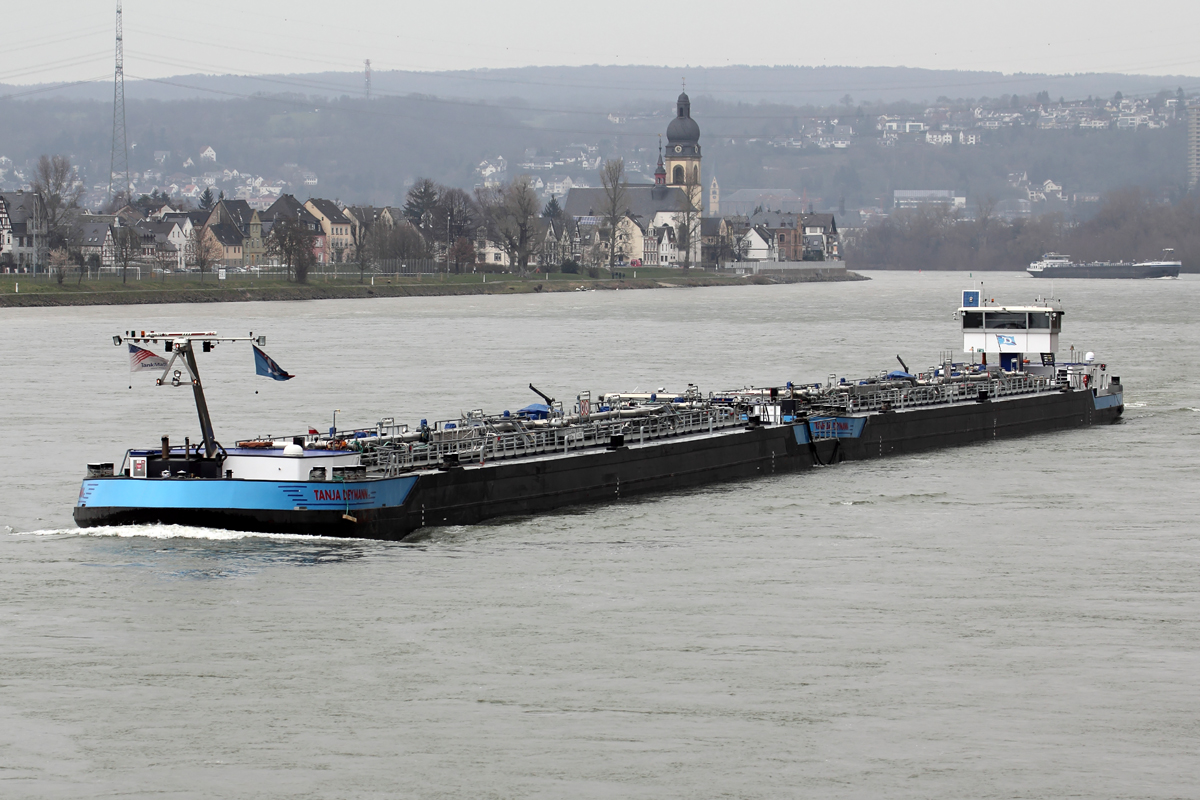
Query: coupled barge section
74 293 1123 539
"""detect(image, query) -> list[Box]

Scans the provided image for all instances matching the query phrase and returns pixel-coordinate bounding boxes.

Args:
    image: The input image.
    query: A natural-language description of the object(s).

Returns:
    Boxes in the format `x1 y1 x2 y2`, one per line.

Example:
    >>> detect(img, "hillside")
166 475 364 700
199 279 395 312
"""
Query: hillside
0 65 1193 211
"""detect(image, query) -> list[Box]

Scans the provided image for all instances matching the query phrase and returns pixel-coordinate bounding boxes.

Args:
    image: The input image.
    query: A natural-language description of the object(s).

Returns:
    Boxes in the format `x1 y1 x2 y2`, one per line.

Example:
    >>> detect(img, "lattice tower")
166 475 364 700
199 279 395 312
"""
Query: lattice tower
108 1 131 202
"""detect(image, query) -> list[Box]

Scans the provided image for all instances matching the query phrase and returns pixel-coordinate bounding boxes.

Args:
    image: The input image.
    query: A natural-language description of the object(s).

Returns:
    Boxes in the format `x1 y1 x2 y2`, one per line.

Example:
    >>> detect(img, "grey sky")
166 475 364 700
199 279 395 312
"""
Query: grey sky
4 0 1199 87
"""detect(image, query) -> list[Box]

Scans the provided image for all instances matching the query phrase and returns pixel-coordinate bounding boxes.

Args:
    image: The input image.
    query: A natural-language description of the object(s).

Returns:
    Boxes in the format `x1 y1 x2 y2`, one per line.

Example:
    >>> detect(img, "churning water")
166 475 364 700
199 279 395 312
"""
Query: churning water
2 272 1198 798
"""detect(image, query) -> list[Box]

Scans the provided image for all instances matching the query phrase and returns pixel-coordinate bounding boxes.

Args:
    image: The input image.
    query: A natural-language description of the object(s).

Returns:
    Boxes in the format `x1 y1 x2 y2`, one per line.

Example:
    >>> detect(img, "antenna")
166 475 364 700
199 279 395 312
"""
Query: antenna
364 59 371 99
114 330 267 459
108 2 132 204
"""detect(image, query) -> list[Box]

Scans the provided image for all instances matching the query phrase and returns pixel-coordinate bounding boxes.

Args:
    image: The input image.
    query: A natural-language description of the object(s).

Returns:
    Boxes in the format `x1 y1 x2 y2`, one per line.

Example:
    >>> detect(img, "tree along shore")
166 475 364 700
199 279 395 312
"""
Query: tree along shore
0 271 866 308
845 190 1200 272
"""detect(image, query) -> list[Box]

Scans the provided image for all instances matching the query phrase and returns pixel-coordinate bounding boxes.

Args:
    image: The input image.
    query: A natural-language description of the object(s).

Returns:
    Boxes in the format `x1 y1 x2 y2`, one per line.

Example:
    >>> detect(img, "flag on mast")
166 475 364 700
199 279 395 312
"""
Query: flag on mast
252 345 294 381
128 343 168 373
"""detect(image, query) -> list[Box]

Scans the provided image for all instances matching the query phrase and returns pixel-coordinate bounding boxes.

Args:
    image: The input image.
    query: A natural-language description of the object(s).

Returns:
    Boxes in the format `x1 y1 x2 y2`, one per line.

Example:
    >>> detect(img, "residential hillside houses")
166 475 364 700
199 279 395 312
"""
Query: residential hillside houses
893 190 967 210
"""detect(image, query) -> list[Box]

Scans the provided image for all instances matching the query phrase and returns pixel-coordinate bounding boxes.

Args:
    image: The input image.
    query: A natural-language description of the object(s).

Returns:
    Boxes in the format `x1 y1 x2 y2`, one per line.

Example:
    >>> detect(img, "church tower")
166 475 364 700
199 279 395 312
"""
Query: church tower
665 90 701 208
709 176 720 215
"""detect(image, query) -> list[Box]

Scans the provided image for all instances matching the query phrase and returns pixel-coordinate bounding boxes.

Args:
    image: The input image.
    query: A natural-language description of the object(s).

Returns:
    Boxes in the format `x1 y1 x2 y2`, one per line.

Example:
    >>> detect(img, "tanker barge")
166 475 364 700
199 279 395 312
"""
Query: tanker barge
1027 251 1181 279
74 291 1123 540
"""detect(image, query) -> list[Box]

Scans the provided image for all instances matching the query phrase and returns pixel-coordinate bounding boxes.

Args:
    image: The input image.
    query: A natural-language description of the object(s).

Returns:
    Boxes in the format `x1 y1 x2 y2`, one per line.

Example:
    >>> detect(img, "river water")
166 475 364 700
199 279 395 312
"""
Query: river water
2 272 1198 798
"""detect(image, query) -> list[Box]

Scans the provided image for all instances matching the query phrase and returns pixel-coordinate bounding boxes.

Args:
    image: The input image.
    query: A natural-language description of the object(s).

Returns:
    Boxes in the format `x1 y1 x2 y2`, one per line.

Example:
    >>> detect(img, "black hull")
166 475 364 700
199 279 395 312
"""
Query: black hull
74 389 1121 540
1028 264 1179 279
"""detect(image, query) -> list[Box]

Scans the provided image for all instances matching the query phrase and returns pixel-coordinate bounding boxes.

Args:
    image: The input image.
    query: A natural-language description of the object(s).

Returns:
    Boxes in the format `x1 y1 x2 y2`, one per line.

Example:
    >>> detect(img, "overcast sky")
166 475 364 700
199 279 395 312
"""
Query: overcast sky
4 0 1199 88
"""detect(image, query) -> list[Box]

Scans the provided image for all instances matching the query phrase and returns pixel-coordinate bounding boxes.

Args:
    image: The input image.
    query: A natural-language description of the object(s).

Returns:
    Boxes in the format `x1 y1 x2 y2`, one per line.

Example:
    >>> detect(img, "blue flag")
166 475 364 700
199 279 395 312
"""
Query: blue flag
253 345 294 381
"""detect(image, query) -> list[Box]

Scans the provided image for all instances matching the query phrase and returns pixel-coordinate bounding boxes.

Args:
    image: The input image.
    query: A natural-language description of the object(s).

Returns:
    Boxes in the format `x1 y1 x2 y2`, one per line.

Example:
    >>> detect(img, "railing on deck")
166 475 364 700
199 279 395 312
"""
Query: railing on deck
366 405 742 475
819 373 1059 414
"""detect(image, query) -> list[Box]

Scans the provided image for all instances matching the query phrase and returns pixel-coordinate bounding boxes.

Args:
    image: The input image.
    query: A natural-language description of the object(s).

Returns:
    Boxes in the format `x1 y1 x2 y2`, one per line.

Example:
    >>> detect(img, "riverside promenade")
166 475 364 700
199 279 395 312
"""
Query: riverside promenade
0 265 864 307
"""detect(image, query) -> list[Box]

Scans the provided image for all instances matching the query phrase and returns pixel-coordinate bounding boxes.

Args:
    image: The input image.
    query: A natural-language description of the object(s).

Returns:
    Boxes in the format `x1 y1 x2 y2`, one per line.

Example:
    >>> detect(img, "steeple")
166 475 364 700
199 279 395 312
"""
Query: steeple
654 136 666 186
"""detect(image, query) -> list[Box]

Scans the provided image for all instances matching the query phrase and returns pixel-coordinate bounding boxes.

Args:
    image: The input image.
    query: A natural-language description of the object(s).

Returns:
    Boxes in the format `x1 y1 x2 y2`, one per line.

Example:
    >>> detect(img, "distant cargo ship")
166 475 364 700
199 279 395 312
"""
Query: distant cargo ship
1027 250 1180 279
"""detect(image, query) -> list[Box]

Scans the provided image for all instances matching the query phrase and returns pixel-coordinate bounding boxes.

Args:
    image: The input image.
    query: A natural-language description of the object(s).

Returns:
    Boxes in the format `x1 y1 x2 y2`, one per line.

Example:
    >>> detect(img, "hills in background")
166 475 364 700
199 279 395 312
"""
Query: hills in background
0 65 1194 210
6 64 1198 106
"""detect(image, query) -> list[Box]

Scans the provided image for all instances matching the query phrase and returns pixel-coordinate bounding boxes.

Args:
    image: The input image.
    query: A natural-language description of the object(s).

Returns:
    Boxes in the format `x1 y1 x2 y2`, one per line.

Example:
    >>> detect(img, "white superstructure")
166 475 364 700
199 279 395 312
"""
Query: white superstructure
959 289 1061 369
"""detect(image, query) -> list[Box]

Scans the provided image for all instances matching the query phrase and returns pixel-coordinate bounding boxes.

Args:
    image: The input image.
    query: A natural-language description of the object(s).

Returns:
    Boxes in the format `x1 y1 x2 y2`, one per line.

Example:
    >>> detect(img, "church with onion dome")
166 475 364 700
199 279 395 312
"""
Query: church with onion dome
562 90 705 266
663 90 703 205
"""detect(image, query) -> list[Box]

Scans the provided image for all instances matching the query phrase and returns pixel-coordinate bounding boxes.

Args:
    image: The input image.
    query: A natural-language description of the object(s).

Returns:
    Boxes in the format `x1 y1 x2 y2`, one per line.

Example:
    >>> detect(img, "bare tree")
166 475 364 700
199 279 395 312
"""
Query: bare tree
353 222 375 283
112 226 141 284
48 247 71 285
675 168 704 272
186 226 221 283
433 187 477 272
266 216 316 283
154 239 177 282
57 223 88 285
31 154 84 249
476 177 539 274
449 236 476 272
599 158 630 274
373 221 430 272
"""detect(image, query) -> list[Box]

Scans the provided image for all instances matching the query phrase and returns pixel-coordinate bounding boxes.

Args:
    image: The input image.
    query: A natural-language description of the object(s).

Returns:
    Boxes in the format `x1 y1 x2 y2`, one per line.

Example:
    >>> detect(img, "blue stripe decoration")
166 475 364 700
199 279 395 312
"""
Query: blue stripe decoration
76 475 418 511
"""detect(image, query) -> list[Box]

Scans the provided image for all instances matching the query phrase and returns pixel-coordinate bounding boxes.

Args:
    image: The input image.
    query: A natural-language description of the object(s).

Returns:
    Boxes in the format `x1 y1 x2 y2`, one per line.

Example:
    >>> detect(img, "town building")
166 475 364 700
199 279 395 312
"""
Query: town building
0 191 47 272
305 199 355 262
262 194 327 264
78 220 116 268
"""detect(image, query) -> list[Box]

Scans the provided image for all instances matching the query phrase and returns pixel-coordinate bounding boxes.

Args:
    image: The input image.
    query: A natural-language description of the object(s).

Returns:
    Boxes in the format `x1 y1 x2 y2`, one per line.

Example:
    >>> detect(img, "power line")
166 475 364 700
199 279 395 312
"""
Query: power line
0 75 110 101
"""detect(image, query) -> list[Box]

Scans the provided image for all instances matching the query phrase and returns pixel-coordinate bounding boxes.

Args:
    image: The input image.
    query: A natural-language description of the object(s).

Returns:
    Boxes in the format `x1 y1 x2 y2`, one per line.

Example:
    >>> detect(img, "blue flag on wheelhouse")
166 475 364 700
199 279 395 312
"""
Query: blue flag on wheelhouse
252 345 294 381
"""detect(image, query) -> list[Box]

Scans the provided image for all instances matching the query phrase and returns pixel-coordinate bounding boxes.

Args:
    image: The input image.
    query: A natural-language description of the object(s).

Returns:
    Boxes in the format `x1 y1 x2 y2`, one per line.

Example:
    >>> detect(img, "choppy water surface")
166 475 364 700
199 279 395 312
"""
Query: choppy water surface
2 272 1198 798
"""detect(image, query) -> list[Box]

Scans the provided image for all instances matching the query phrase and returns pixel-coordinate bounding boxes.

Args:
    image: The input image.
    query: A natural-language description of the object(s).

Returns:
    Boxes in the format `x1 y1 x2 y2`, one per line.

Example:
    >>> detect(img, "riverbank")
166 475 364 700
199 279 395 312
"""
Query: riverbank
0 268 866 307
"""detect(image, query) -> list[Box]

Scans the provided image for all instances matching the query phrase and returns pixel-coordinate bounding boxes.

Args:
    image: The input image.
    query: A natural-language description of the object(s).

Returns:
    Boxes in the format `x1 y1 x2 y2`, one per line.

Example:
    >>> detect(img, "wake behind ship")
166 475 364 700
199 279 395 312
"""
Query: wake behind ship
74 291 1123 540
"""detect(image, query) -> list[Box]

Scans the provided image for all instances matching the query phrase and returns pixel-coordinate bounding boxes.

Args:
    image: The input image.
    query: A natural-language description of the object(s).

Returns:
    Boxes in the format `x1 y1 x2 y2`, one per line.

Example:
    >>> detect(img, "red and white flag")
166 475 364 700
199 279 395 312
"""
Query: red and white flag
128 343 168 373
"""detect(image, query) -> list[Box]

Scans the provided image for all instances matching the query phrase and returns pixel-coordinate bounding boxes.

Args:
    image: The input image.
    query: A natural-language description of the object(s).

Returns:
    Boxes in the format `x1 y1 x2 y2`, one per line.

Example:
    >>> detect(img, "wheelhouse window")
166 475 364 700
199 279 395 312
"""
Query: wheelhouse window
985 311 1027 329
962 311 983 329
1028 311 1052 329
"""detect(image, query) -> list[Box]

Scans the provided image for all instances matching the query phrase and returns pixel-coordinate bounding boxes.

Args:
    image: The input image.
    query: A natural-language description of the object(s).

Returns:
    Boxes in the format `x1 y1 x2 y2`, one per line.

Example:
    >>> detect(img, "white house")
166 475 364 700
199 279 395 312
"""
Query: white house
200 146 217 162
740 226 775 261
476 238 510 267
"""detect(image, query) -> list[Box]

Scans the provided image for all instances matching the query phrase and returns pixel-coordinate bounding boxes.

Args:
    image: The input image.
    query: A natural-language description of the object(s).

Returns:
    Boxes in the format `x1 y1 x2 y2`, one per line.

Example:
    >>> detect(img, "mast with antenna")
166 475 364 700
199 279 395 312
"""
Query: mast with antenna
108 1 131 203
364 59 371 99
